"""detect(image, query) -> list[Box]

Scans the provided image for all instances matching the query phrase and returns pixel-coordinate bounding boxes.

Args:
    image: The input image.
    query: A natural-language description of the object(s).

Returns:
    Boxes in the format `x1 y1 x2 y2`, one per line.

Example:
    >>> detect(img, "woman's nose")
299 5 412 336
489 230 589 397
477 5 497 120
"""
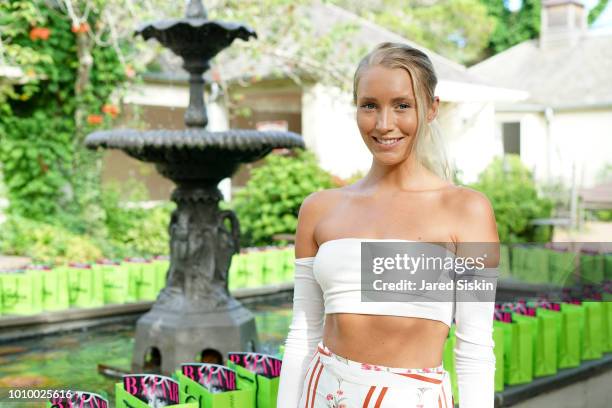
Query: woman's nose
376 108 394 132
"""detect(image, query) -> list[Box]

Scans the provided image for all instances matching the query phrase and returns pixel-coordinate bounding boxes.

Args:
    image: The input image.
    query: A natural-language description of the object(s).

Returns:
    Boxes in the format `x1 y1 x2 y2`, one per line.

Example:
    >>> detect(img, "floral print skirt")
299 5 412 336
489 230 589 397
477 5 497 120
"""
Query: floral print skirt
298 341 453 408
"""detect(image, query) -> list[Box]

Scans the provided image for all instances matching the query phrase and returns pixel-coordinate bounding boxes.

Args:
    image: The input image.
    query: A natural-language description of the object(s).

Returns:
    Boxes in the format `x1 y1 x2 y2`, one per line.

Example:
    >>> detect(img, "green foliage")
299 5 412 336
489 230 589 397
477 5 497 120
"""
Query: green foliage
0 216 103 265
98 182 174 259
0 181 173 263
329 0 495 64
0 0 127 231
470 155 553 243
232 150 335 247
589 0 609 25
479 0 540 57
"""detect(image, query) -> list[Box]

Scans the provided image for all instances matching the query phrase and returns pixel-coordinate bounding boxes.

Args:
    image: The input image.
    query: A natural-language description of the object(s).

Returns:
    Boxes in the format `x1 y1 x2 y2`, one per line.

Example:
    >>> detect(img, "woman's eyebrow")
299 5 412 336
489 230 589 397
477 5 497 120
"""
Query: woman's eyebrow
359 96 415 103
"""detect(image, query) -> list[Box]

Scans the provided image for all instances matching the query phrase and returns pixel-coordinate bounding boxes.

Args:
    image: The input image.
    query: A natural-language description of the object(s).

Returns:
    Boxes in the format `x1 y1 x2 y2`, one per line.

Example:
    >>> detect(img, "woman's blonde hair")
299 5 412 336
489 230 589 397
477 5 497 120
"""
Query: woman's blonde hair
353 42 452 180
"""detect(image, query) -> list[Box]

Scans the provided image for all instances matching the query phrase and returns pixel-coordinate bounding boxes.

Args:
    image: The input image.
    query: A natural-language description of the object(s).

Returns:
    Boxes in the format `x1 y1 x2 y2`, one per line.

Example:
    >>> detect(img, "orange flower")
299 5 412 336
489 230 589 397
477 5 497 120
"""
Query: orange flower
124 65 136 78
71 22 90 34
87 114 103 125
102 104 119 117
29 27 51 41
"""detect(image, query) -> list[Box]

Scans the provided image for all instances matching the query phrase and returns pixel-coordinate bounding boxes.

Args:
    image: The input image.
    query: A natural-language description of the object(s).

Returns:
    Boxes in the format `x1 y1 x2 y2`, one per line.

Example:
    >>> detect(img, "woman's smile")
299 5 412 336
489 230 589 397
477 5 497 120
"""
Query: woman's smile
372 135 405 148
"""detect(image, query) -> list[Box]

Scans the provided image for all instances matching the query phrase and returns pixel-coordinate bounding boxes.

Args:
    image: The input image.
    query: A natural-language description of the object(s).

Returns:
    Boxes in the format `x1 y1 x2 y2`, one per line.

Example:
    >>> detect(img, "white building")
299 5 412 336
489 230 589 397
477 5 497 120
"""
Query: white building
469 0 612 188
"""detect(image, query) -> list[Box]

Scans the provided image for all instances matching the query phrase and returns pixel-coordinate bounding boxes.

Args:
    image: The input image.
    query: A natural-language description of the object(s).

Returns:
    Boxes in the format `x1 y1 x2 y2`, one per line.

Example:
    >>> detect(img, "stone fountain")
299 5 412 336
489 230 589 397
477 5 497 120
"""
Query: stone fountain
85 0 304 375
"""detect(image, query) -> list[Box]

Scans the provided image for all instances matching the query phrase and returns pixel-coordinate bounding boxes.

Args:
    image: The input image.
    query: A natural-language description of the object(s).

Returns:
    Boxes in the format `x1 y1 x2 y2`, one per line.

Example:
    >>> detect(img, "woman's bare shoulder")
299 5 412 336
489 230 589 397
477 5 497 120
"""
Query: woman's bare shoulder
295 188 346 258
300 187 346 218
444 186 498 242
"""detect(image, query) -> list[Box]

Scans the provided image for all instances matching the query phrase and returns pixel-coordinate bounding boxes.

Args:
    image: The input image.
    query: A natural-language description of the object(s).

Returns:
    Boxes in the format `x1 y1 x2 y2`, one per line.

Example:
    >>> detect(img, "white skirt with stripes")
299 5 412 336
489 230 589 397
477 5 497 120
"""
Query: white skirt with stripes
298 342 454 408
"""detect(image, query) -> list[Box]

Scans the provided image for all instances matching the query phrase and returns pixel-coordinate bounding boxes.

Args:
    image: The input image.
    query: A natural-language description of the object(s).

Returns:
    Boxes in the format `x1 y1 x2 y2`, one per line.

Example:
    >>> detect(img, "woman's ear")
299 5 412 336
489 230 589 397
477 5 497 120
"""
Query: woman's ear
427 96 440 122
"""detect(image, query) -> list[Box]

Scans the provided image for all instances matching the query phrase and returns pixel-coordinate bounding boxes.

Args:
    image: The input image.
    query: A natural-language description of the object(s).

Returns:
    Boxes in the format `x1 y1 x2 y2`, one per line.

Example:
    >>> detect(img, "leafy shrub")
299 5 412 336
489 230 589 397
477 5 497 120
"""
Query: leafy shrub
97 181 174 259
470 155 553 243
0 180 174 263
232 149 335 247
0 216 102 265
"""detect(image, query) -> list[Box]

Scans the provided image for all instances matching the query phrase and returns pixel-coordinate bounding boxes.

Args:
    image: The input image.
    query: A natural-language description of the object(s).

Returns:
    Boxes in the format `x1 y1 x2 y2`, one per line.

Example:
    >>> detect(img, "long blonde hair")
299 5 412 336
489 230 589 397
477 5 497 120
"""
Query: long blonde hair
353 42 452 180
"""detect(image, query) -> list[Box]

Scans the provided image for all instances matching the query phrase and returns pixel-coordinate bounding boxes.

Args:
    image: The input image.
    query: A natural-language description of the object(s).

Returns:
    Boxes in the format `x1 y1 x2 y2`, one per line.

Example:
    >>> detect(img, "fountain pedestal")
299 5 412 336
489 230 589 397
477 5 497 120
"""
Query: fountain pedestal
86 0 304 374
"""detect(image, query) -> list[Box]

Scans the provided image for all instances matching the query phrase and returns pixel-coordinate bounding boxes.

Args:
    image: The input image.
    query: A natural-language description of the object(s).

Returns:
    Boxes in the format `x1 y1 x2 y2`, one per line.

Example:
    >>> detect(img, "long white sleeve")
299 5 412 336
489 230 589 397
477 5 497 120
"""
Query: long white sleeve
454 267 497 408
277 257 325 407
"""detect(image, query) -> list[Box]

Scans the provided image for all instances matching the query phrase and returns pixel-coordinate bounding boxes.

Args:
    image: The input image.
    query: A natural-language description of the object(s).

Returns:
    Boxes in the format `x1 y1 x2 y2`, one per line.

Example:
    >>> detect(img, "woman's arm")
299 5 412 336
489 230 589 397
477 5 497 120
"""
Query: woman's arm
277 192 326 407
452 189 499 408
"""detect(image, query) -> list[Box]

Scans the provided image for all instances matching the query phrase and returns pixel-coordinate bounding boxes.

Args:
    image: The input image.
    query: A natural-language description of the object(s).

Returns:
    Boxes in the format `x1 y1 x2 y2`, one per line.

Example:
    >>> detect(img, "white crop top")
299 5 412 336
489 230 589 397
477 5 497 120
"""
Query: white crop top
314 238 455 326
277 238 497 408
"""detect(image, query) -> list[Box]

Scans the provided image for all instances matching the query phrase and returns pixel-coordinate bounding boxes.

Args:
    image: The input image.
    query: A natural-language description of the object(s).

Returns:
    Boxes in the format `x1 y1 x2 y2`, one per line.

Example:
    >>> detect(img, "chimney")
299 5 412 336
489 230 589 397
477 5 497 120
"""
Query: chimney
540 0 588 49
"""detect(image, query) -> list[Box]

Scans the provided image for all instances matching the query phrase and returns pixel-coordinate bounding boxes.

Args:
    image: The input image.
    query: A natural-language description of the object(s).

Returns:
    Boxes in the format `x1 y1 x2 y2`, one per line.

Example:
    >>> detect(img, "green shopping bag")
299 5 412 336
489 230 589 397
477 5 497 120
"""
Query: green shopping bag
442 326 458 401
510 246 527 281
1 271 36 315
493 324 505 391
605 301 612 352
138 261 158 301
524 247 549 283
578 301 603 360
124 259 150 302
176 368 255 408
67 264 95 308
152 256 170 294
260 250 274 286
498 244 511 279
263 250 281 285
540 303 581 369
247 251 265 288
513 310 558 377
549 250 577 286
496 315 534 385
27 269 44 314
43 267 70 311
116 374 185 407
605 254 612 280
580 253 605 284
228 254 239 291
89 263 106 308
277 344 285 360
102 262 129 305
227 353 282 408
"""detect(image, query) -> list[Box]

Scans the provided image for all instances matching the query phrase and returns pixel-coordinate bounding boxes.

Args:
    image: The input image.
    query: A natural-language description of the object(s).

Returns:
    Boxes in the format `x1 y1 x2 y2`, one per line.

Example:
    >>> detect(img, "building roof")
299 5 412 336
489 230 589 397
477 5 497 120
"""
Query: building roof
468 30 612 108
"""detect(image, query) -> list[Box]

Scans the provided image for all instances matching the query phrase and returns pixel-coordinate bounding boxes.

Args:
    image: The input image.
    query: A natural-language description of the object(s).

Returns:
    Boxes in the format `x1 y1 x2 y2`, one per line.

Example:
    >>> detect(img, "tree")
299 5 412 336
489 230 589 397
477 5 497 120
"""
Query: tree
479 0 540 58
588 0 609 25
327 0 496 65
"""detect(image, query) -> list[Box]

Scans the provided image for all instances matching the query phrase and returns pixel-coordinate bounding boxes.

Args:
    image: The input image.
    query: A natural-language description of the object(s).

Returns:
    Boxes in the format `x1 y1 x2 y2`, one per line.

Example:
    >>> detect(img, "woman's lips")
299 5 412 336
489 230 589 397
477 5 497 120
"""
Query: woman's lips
372 136 404 148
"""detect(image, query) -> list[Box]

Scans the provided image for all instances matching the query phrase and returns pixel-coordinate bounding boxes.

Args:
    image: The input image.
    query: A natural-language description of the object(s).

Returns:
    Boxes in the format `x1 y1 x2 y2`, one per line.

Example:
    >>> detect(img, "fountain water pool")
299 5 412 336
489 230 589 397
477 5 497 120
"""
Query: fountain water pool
0 303 292 403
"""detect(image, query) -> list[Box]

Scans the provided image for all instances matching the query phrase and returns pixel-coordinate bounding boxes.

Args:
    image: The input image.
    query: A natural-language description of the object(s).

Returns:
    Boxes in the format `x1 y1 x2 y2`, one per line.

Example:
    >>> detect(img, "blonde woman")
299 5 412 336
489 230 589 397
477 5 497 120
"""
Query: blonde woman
277 42 498 408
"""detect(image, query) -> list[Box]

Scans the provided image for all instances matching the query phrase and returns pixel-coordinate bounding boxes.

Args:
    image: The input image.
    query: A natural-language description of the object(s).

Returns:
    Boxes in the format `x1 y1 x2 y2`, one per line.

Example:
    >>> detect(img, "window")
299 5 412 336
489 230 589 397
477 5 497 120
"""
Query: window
502 122 521 156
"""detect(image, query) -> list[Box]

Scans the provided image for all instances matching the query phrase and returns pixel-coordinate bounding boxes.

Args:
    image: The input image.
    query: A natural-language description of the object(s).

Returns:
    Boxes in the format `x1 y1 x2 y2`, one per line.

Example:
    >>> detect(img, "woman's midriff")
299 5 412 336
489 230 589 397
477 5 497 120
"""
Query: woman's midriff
322 313 449 368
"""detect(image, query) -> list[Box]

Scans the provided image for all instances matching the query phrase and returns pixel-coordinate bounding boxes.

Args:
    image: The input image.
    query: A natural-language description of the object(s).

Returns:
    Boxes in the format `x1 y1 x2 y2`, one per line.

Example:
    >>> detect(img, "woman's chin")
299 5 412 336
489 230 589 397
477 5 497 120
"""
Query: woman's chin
371 152 407 166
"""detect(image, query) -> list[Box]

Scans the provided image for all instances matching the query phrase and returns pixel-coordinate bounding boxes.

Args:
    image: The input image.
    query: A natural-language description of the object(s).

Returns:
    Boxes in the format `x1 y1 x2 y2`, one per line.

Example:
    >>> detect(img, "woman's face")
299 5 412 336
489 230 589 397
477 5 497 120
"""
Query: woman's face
355 65 421 165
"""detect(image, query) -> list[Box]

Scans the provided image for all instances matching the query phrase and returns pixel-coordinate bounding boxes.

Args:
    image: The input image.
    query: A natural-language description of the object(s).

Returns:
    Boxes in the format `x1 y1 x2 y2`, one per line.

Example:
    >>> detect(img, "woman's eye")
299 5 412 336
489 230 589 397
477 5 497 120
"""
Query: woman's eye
397 103 410 109
360 103 376 110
